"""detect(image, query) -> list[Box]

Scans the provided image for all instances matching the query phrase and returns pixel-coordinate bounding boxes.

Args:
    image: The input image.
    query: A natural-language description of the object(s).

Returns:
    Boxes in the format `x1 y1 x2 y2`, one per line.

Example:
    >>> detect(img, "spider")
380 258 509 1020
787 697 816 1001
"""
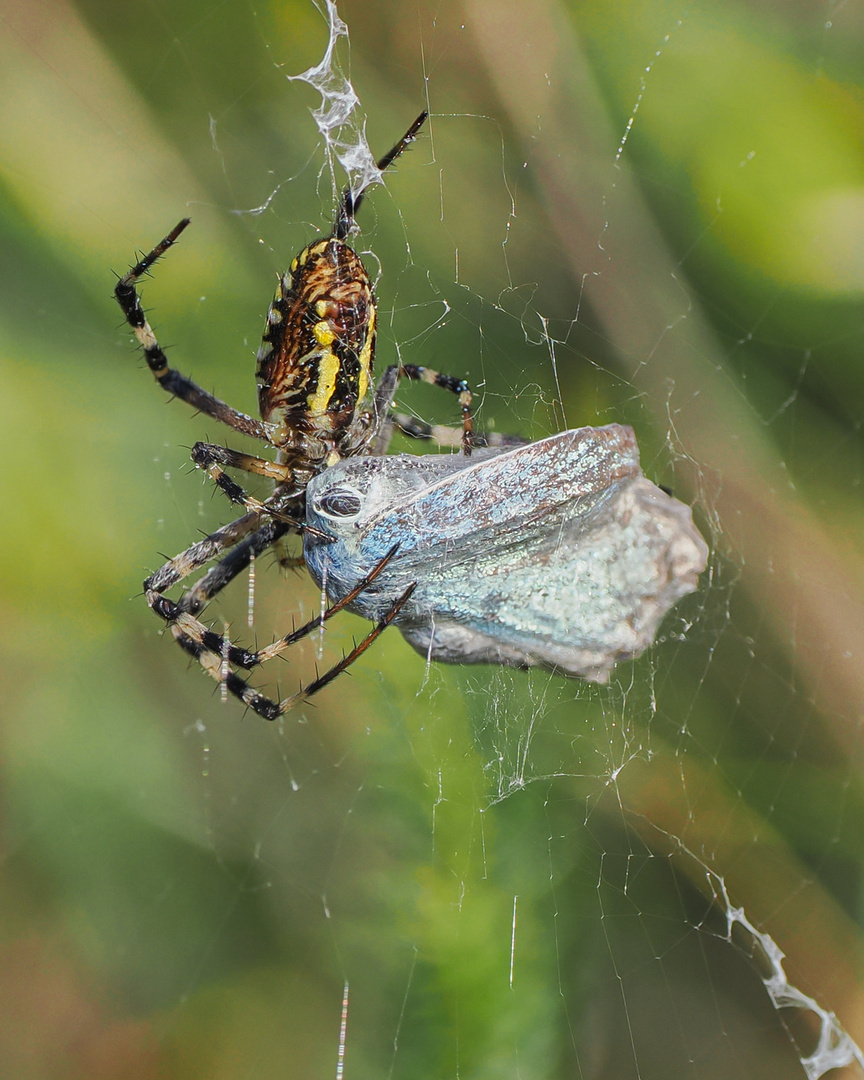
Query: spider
115 113 478 720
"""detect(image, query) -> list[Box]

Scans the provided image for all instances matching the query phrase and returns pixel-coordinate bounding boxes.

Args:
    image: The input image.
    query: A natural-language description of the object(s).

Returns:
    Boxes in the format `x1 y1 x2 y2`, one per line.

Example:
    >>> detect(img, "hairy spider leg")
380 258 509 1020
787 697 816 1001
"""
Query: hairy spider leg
114 219 274 443
172 521 298 618
145 513 299 605
370 363 474 454
155 540 399 670
158 549 414 721
189 443 301 521
146 512 266 598
211 583 418 720
398 364 473 454
332 111 428 240
387 414 529 449
143 506 300 665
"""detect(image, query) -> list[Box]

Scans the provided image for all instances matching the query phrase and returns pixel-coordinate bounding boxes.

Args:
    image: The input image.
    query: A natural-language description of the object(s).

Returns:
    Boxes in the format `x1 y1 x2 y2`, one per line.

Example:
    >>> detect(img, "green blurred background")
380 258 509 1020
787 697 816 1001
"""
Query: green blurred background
2 0 864 1077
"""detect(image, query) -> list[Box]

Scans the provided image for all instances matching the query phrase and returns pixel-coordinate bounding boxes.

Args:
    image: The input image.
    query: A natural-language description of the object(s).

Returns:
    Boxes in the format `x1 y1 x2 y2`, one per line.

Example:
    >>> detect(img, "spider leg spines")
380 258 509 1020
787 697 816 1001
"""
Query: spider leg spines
223 582 418 721
332 111 428 240
244 541 401 667
267 582 417 717
387 413 527 449
394 364 474 454
145 540 412 720
115 220 274 442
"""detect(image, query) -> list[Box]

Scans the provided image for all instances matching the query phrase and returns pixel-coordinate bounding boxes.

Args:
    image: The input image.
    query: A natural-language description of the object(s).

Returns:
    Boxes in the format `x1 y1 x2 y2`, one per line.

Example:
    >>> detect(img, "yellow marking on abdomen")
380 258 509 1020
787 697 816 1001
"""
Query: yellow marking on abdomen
307 347 340 415
357 306 375 402
313 320 336 346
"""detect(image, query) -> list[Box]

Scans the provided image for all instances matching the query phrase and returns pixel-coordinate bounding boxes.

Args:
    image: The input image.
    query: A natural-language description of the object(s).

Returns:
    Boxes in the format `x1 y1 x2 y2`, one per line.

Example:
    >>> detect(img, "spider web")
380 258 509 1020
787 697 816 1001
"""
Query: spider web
3 0 864 1078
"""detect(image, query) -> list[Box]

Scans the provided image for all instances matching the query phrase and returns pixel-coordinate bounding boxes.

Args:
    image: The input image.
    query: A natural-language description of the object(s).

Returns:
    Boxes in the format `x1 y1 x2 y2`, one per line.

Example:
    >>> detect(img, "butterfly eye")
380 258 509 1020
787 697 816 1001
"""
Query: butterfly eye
315 486 363 520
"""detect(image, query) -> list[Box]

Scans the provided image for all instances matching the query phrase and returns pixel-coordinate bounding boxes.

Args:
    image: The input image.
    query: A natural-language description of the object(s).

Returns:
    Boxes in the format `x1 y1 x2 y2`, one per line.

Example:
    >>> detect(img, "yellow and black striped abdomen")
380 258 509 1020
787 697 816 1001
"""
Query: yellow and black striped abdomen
256 238 376 442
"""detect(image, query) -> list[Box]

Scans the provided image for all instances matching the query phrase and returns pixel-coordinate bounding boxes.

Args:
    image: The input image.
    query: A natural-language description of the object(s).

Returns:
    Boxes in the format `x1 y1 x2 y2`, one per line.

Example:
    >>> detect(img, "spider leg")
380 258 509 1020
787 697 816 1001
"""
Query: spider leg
231 542 402 668
333 112 428 240
149 553 283 671
151 538 400 676
205 582 417 721
145 511 263 596
164 519 296 616
115 219 274 443
386 413 529 449
189 442 299 519
373 363 473 454
145 510 299 666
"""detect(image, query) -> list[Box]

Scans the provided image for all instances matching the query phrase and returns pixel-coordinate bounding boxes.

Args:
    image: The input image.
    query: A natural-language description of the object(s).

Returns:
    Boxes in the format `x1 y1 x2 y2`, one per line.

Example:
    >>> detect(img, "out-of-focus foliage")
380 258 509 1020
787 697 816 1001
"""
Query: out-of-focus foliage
2 0 864 1077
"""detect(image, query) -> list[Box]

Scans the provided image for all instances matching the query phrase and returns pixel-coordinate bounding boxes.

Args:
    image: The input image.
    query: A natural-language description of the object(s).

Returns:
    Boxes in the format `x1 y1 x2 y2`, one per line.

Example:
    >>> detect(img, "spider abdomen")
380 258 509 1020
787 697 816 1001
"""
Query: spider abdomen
256 237 376 443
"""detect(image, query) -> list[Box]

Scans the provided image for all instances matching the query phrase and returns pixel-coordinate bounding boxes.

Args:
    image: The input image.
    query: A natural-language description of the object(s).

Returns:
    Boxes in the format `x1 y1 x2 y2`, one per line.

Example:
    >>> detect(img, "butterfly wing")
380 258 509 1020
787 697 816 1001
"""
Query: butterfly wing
304 424 708 681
